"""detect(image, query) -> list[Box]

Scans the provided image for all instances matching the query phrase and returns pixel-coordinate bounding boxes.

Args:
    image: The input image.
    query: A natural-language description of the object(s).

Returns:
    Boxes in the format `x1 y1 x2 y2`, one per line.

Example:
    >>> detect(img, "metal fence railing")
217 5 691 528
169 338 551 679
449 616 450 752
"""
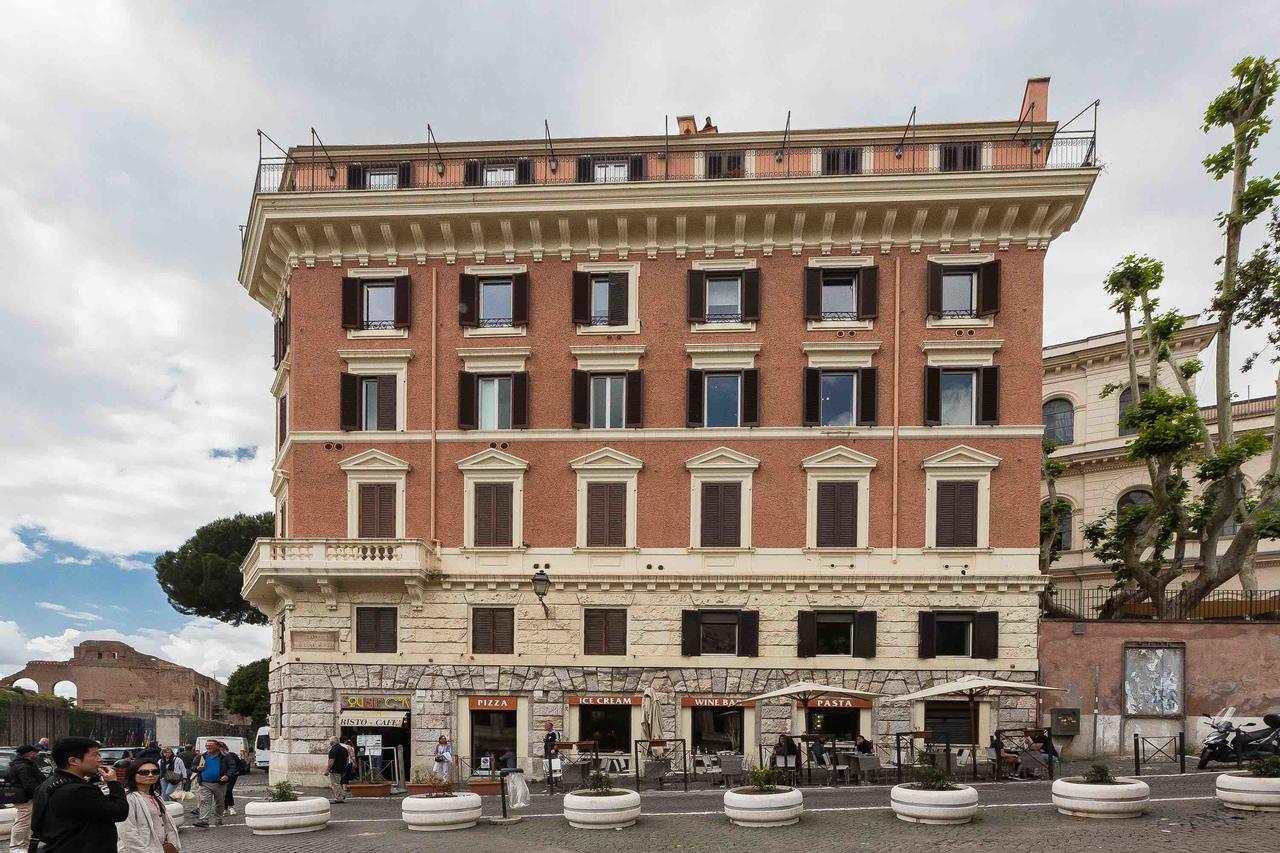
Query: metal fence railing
1044 588 1280 621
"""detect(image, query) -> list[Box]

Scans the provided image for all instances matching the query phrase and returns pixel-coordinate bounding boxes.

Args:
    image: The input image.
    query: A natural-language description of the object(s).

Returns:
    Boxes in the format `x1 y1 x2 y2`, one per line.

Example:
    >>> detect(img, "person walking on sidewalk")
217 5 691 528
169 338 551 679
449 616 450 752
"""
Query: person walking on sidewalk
118 758 181 853
5 744 44 853
324 737 349 803
29 737 128 853
191 741 234 828
216 742 242 816
157 748 186 803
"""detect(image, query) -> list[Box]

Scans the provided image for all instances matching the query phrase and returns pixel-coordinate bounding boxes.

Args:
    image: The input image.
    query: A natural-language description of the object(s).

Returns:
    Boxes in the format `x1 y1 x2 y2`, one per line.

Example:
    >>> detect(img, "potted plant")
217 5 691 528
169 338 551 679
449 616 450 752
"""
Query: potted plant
403 773 483 832
406 769 453 796
1051 763 1150 818
890 764 979 824
562 770 642 830
1217 754 1280 811
346 764 393 798
723 766 803 828
245 781 331 835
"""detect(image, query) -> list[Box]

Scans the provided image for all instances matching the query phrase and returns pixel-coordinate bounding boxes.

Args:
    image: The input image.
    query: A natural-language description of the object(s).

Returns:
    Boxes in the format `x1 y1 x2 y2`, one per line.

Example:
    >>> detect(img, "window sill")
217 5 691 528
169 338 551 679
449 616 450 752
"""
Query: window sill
691 321 756 334
460 546 528 554
926 315 994 329
803 547 872 555
347 328 409 340
687 547 754 554
572 547 639 554
806 319 873 332
923 546 992 554
576 323 640 336
464 325 527 338
341 428 405 435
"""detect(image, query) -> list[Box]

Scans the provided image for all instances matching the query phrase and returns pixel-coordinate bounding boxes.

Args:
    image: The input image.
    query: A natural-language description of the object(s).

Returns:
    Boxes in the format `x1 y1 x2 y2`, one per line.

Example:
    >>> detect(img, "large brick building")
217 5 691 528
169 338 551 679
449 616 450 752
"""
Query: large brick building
238 78 1100 782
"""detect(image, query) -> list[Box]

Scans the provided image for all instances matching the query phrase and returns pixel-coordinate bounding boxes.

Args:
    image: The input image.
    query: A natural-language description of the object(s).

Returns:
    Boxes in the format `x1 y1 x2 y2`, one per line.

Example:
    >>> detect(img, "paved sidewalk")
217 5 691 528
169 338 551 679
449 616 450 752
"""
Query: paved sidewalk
175 770 1279 852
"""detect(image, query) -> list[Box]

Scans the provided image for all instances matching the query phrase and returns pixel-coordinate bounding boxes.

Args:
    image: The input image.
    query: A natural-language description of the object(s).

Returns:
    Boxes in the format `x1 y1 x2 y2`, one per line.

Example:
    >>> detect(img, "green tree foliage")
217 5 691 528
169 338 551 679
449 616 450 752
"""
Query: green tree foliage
223 657 270 726
154 512 273 626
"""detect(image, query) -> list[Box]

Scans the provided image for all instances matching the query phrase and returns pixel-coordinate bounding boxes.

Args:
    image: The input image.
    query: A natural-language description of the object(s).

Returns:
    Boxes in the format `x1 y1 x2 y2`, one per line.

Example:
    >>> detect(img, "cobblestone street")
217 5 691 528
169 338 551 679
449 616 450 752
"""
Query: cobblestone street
177 770 1279 852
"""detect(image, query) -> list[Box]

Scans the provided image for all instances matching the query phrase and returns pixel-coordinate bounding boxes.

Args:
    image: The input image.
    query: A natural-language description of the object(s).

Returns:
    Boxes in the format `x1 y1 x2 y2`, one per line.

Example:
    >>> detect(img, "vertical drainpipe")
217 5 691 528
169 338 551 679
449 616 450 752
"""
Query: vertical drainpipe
430 267 439 546
892 255 901 563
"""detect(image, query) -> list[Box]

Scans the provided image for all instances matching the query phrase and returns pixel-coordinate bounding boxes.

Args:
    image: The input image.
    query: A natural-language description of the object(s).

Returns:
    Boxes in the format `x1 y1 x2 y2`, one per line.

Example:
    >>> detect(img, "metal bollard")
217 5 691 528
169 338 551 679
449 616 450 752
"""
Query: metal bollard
1133 733 1141 777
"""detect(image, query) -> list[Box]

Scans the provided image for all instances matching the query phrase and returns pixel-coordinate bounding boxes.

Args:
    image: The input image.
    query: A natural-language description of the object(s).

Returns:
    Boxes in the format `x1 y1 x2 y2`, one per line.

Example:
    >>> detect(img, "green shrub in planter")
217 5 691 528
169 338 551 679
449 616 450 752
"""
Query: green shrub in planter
268 781 299 802
1081 763 1118 784
1249 755 1280 778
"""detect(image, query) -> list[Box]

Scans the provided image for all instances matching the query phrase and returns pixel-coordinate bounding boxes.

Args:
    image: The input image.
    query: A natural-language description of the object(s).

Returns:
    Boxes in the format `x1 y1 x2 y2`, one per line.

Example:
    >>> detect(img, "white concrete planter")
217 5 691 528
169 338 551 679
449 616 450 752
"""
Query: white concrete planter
165 800 185 829
0 806 14 841
562 789 642 829
244 796 331 835
890 783 979 824
1216 772 1280 811
402 792 483 831
1051 777 1150 818
723 786 803 827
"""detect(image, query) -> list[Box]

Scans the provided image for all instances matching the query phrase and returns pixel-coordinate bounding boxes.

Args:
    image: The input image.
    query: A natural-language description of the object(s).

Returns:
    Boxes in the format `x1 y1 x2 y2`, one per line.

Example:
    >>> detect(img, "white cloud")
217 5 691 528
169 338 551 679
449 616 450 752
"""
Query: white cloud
35 602 101 622
0 528 38 563
54 556 94 566
109 556 152 572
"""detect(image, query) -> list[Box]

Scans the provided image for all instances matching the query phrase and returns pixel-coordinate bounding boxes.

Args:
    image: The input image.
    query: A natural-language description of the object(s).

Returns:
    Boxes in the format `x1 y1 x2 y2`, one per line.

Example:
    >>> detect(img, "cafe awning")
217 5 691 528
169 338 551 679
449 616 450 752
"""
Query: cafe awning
739 681 880 708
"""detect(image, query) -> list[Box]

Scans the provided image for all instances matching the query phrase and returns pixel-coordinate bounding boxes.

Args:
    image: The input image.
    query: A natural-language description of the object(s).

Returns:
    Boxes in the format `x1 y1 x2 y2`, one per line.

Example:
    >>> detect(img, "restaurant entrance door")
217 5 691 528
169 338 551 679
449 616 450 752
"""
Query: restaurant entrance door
337 708 412 780
578 705 631 752
470 709 518 773
805 707 858 740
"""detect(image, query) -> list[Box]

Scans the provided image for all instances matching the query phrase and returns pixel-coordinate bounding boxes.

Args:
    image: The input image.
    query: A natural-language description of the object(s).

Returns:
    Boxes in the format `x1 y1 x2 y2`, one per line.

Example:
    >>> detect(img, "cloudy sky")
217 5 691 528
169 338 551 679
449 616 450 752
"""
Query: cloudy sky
1 1 1277 685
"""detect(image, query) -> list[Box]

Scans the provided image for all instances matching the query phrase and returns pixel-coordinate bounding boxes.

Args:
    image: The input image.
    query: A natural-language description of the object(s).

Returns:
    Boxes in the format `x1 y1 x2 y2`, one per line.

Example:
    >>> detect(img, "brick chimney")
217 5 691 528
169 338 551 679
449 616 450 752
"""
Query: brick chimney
1021 77 1050 124
676 115 719 135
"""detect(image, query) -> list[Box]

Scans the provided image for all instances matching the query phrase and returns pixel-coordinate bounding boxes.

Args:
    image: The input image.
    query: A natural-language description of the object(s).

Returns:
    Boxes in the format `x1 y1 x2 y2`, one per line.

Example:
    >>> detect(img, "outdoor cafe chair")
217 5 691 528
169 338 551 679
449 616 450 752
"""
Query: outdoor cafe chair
716 752 744 788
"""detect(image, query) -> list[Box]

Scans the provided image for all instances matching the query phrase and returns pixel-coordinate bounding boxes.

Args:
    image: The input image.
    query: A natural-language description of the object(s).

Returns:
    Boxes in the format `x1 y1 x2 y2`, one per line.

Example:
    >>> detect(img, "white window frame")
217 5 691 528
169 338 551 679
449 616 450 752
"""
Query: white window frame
344 267 410 340
365 165 399 190
806 256 875 331
939 369 978 427
686 447 759 550
593 159 630 183
922 445 1001 550
361 280 397 330
483 164 516 186
576 261 640 335
458 448 528 550
819 370 858 428
802 446 877 551
703 372 742 428
339 449 410 539
691 258 757 334
271 470 289 537
933 612 975 658
698 610 741 656
477 375 513 431
338 349 411 432
590 374 627 429
463 264 527 339
926 253 995 329
570 447 643 550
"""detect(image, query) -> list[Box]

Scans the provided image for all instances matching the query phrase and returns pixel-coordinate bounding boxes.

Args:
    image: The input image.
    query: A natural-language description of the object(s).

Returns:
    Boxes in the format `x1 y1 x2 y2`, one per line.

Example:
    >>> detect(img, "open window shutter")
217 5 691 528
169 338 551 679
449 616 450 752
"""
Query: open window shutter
681 610 701 656
924 366 942 426
955 481 978 547
797 611 817 657
272 318 283 368
936 481 957 547
584 610 605 655
803 367 821 426
926 262 943 318
376 484 396 537
358 484 377 538
377 375 396 431
511 272 529 326
687 270 706 323
346 163 364 190
854 611 877 658
973 612 999 659
340 372 360 431
586 482 608 547
283 296 290 351
978 259 1001 316
459 274 479 327
393 275 411 328
741 268 761 321
494 483 514 547
857 367 878 426
737 611 759 657
495 607 514 653
741 369 760 427
571 369 590 428
605 608 626 654
472 608 493 653
607 272 629 325
628 154 646 180
341 277 361 329
858 266 879 320
397 161 412 189
686 369 704 427
516 158 533 185
511 372 529 429
722 482 742 546
978 366 1000 425
571 271 591 325
606 483 626 547
457 372 478 430
700 482 722 547
464 160 481 187
917 611 937 658
804 267 823 321
576 155 594 183
625 371 644 428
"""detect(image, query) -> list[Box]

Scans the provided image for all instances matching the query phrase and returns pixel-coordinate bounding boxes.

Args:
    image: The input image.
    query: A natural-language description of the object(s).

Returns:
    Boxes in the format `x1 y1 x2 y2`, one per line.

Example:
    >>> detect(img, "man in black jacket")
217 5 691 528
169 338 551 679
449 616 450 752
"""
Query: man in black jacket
6 745 45 852
30 737 128 853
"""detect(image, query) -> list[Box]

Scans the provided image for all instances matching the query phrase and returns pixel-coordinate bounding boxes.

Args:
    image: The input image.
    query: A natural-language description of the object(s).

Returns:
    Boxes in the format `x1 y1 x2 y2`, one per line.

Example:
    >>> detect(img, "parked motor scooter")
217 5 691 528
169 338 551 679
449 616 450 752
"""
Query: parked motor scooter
1198 710 1280 769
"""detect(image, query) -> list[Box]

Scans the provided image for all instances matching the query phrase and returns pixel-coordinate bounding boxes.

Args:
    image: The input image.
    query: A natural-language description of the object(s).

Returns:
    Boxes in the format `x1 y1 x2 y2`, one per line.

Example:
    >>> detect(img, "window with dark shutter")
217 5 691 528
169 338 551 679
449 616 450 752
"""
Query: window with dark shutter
926 262 943 318
357 483 395 538
681 610 701 656
858 266 879 319
816 482 858 548
625 371 644 428
687 270 707 323
797 610 817 657
393 276 411 328
917 611 937 658
342 277 361 329
340 372 360 431
459 274 479 328
741 369 760 427
474 482 514 547
607 272 629 325
977 260 1000 316
511 371 529 429
853 610 877 658
571 271 591 325
936 480 978 548
472 607 515 654
458 371 478 430
376 375 396 431
516 158 533 185
576 155 594 183
741 269 761 322
355 607 397 653
972 611 999 659
700 482 741 548
584 608 627 655
586 482 627 547
803 268 823 321
686 369 705 427
737 610 759 657
923 366 942 426
571 370 590 428
277 394 287 449
463 160 481 187
857 367 878 426
803 368 821 426
511 273 529 327
978 366 1000 425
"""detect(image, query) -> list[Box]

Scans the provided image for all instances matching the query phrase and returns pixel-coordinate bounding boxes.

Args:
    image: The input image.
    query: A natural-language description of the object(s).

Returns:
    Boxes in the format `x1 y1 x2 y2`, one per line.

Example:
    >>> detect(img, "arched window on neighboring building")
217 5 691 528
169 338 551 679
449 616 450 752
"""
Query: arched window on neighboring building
1042 499 1073 551
1117 382 1151 436
1042 398 1074 445
1117 488 1153 513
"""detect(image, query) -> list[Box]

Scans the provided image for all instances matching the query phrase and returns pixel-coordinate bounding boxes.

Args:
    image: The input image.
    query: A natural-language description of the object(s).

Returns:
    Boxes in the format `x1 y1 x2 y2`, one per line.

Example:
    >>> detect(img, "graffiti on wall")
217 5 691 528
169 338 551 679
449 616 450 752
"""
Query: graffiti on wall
1123 644 1185 717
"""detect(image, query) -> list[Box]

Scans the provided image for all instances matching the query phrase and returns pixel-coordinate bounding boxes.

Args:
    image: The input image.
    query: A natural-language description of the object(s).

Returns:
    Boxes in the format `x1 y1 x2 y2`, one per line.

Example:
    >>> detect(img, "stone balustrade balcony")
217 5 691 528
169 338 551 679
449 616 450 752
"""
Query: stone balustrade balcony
241 537 439 611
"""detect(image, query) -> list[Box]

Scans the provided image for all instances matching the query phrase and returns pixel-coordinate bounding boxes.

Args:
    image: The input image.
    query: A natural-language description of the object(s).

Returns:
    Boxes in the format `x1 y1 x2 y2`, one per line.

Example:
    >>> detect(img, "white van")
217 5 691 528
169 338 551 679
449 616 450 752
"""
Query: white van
194 736 250 772
255 726 271 769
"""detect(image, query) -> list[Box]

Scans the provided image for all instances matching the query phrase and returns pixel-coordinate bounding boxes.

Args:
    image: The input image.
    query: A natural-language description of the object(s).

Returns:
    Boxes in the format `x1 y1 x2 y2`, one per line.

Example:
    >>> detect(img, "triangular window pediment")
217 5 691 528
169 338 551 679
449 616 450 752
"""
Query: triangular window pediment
801 445 878 470
338 449 411 472
921 444 1002 470
685 446 761 471
569 447 644 471
457 447 529 472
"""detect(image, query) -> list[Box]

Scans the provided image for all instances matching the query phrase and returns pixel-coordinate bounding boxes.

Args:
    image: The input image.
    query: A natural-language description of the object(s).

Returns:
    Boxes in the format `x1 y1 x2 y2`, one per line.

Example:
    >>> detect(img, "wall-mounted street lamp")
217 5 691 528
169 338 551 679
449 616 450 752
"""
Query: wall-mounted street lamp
532 567 551 617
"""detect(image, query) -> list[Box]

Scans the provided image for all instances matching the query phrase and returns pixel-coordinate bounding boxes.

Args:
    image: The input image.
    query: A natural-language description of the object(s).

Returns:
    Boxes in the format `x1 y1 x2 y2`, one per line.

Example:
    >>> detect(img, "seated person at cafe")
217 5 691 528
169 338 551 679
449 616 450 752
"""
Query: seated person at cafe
989 735 1020 776
809 736 829 765
854 735 874 755
773 734 799 767
1031 730 1059 763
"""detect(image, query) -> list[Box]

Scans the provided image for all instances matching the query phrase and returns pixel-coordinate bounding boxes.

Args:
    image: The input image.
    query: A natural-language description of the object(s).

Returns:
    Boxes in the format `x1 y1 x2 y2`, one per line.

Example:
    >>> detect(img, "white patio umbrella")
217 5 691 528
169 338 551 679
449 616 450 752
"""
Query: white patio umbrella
739 682 881 780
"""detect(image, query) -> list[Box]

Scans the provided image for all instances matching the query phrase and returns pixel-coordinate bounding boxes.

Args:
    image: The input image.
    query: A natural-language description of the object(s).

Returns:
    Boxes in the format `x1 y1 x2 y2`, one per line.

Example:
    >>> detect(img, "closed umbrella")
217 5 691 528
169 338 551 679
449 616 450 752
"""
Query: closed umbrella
641 687 663 741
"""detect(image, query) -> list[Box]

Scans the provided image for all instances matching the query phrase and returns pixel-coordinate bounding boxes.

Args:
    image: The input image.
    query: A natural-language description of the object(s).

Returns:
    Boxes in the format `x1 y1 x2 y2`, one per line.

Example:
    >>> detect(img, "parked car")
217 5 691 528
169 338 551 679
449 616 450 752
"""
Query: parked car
195 736 251 773
255 726 271 769
98 747 144 771
0 748 15 778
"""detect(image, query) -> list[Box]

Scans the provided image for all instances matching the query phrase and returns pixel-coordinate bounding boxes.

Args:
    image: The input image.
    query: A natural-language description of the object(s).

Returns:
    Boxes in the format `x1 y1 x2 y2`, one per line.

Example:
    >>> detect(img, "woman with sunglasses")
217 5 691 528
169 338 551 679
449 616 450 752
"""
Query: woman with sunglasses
118 758 182 852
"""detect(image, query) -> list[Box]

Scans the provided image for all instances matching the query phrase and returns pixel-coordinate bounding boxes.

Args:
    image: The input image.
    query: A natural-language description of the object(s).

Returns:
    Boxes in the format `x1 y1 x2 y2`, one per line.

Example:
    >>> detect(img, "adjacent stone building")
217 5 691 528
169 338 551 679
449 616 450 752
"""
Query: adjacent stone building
237 78 1101 783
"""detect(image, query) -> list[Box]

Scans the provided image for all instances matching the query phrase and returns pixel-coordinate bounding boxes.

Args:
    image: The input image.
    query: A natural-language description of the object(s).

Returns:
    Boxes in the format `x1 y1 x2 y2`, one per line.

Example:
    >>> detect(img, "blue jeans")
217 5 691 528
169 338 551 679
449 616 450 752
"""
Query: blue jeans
161 779 180 800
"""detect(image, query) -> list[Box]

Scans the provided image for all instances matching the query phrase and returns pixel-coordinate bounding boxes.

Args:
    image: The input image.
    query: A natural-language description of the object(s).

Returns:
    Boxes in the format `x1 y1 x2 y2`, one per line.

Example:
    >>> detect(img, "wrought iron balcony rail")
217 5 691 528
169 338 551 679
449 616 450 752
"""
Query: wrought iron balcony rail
250 131 1098 197
1044 587 1280 621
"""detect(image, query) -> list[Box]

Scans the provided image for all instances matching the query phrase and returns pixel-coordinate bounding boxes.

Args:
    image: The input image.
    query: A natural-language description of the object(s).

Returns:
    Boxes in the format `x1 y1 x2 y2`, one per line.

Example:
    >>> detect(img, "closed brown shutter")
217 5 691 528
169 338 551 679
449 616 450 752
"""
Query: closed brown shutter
918 611 936 659
924 366 941 426
584 609 605 654
342 277 361 329
702 482 742 548
495 483 514 546
741 369 760 427
857 367 878 426
804 268 823 321
857 266 879 319
571 370 590 428
356 607 396 653
340 372 360 431
474 483 507 547
937 481 978 547
377 375 396 431
511 272 529 326
625 371 644 428
628 154 646 180
978 366 1000 425
605 608 627 654
936 481 956 546
853 611 877 658
458 371 477 430
817 482 858 548
516 158 533 185
576 155 594 183
608 272 629 325
375 484 395 537
797 610 817 658
272 318 283 368
977 259 1001 316
571 271 591 325
393 275 411 328
700 482 722 547
277 394 287 448
585 482 625 547
347 163 364 190
926 262 943 318
737 610 759 657
511 372 529 429
741 268 761 321
681 610 701 656
463 160 481 187
803 368 821 426
472 608 493 653
687 270 706 323
972 612 999 659
686 369 704 427
459 274 479 327
493 607 515 653
397 161 412 188
358 483 378 538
